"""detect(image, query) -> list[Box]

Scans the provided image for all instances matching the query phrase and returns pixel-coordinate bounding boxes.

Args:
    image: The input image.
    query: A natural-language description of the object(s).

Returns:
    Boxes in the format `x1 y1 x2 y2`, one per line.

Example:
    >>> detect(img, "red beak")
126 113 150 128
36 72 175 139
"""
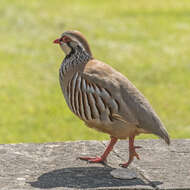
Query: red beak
53 38 61 44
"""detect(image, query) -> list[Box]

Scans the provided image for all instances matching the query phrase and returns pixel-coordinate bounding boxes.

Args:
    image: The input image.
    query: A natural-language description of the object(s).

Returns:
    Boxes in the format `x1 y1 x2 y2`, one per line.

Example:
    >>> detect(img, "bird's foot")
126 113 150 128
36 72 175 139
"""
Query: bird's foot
78 137 117 164
78 156 105 163
132 146 141 160
119 146 141 168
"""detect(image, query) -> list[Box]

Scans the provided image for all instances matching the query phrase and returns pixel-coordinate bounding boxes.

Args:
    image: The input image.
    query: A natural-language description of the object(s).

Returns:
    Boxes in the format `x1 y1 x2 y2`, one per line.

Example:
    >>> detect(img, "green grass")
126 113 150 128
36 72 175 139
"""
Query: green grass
0 0 190 143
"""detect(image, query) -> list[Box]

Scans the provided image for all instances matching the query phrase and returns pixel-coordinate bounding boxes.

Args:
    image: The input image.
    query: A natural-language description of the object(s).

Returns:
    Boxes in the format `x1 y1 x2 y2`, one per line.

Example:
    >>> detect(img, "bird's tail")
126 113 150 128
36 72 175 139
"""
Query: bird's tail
159 128 170 145
155 121 170 145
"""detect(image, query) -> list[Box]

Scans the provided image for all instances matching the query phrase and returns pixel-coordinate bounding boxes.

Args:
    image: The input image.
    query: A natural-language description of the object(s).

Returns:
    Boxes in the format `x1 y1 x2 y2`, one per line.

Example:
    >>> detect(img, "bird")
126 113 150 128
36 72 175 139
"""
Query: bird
53 30 170 168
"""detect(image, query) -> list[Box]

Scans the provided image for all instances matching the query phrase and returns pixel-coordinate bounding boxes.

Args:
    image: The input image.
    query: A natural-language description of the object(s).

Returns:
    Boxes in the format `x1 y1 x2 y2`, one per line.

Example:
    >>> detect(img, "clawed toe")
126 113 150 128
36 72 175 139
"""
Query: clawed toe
134 146 142 149
134 151 140 160
119 162 130 168
78 156 105 163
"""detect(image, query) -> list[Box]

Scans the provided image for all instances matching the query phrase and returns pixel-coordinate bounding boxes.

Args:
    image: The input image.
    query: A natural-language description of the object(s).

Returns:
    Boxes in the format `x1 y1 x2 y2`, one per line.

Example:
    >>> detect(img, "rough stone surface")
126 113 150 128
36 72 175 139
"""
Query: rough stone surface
110 168 138 180
0 139 189 190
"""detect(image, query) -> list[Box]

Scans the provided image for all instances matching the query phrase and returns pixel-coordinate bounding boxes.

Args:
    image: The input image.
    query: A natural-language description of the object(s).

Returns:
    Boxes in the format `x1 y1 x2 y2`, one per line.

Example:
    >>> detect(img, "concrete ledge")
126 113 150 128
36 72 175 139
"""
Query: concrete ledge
0 139 189 190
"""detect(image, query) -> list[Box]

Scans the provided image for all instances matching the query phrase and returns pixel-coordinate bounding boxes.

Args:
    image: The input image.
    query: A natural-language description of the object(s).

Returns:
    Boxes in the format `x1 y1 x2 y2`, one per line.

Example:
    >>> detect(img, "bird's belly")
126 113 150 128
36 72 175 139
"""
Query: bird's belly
85 120 139 139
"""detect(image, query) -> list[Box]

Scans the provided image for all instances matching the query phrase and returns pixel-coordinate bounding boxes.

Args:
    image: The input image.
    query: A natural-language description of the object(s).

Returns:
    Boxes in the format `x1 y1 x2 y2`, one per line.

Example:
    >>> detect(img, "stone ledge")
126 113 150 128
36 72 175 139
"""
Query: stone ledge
0 139 189 190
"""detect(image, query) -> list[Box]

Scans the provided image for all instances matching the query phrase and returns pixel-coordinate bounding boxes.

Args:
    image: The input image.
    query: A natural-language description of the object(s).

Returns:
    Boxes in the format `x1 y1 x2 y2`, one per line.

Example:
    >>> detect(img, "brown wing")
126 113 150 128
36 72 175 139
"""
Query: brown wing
80 59 138 125
81 59 170 144
66 71 134 126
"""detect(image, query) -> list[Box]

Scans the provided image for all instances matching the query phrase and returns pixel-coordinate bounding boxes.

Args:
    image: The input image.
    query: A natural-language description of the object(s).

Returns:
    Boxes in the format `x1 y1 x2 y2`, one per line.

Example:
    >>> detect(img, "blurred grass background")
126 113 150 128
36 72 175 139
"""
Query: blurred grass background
0 0 190 143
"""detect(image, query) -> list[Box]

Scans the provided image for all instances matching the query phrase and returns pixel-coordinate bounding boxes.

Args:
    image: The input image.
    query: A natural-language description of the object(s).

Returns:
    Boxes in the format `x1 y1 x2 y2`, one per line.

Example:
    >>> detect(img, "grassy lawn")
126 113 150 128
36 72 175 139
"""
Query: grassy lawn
0 0 190 143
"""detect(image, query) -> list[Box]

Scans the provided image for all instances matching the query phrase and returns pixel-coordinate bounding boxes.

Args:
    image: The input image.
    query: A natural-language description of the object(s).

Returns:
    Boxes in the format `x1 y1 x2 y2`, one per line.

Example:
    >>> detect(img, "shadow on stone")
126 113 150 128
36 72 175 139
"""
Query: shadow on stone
29 167 162 189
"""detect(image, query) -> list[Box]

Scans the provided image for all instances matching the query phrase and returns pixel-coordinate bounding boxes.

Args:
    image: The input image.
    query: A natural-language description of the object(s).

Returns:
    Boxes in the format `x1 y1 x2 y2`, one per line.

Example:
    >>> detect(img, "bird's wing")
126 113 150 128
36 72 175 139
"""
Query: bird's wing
81 59 170 144
77 59 138 125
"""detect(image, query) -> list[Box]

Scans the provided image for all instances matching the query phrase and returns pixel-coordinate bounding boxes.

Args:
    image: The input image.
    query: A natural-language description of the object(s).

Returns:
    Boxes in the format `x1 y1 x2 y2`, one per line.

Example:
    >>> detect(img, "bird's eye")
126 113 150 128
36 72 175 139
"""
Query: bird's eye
62 36 71 43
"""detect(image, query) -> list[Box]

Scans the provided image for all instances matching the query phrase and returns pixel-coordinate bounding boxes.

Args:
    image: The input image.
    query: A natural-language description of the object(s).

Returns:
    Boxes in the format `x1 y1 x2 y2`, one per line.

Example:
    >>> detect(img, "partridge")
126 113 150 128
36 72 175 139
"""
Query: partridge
54 30 170 167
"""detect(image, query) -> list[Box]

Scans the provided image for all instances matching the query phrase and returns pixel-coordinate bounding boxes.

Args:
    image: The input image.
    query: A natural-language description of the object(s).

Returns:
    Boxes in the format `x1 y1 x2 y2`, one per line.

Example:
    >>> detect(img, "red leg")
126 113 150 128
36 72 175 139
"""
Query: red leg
120 135 141 168
79 136 118 163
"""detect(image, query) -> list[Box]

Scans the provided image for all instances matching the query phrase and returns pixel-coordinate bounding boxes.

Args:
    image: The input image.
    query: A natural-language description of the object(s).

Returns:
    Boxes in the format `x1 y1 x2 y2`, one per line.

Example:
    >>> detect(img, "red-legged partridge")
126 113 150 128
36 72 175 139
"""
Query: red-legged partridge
54 30 170 167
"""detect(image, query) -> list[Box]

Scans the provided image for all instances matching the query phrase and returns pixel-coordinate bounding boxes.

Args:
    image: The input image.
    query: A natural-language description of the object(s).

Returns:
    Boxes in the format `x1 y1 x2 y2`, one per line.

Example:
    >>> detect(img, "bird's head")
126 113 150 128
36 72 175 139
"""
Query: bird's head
53 30 92 57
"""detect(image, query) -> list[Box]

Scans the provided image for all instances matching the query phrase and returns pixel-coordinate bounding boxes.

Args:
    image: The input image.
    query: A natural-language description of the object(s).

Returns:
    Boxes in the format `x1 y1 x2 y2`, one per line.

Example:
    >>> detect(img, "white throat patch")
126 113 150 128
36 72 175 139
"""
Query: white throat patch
60 42 72 55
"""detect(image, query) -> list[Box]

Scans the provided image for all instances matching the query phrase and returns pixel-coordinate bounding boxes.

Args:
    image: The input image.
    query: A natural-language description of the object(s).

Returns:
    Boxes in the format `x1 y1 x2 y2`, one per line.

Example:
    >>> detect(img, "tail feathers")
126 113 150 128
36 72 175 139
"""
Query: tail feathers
156 126 170 145
161 131 170 145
